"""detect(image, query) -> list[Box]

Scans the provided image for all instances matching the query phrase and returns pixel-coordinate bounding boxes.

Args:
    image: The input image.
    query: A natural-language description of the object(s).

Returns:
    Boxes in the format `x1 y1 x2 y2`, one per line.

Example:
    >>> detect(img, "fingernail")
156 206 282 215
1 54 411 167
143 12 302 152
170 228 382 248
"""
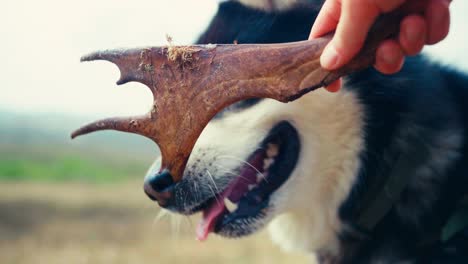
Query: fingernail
321 45 339 69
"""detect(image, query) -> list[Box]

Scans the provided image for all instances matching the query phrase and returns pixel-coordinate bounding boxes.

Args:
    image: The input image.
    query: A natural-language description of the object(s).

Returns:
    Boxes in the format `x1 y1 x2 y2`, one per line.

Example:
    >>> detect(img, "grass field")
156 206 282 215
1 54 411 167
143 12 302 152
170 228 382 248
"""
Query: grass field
0 112 311 263
0 181 309 264
0 111 156 183
0 146 148 183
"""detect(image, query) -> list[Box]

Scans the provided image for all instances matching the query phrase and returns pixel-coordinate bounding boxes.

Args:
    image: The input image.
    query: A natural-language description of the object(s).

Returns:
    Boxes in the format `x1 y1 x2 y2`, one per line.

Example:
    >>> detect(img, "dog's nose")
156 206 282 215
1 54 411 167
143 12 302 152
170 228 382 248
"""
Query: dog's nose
143 169 175 207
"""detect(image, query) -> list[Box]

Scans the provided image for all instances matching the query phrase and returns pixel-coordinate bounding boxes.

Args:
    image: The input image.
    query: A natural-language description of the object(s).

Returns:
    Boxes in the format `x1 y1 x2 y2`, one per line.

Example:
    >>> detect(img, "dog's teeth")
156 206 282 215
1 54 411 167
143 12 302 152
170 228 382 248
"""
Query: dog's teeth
248 184 256 191
266 143 279 158
257 173 264 183
263 158 274 170
224 198 238 213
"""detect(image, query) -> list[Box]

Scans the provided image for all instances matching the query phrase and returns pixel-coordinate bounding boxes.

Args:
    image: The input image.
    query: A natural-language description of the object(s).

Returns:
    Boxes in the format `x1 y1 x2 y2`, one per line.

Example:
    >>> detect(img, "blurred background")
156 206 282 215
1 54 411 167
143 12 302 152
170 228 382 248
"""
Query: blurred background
1 1 468 263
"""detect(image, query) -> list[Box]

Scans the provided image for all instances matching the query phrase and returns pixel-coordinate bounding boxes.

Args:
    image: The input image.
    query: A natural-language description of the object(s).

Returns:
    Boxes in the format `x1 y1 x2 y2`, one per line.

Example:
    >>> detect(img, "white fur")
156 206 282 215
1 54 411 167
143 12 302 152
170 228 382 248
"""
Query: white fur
186 87 365 254
236 0 303 11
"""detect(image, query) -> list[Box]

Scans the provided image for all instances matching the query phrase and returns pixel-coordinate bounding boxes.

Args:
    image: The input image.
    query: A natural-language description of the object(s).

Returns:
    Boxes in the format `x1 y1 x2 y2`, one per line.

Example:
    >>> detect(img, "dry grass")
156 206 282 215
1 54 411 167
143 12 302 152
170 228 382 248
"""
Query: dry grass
0 182 309 264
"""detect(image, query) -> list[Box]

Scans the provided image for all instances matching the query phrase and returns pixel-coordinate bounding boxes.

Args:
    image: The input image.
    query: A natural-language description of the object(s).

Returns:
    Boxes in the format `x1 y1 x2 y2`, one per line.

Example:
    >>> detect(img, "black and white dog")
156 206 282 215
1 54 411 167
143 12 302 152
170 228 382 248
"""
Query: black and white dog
145 1 468 262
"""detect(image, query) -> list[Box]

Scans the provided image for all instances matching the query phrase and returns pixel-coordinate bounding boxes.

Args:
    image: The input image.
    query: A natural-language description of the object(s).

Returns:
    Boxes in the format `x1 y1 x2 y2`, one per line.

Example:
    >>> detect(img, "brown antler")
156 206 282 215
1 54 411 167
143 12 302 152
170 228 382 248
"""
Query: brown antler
71 1 428 182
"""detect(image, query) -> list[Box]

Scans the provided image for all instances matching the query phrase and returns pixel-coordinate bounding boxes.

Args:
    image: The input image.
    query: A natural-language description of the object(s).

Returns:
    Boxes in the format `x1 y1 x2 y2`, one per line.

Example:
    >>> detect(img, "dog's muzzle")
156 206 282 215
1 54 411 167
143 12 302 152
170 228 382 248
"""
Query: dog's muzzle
144 169 175 207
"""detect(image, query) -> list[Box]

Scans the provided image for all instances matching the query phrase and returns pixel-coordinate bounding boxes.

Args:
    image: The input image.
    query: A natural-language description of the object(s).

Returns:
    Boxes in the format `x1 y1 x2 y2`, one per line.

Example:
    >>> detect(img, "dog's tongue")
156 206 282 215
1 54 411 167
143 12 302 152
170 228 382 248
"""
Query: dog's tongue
195 169 257 241
196 199 226 241
196 151 264 241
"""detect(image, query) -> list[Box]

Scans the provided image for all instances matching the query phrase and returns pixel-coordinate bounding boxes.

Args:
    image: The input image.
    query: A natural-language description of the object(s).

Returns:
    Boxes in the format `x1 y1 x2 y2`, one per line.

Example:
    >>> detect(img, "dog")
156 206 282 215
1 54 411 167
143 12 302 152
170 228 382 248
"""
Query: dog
144 1 468 262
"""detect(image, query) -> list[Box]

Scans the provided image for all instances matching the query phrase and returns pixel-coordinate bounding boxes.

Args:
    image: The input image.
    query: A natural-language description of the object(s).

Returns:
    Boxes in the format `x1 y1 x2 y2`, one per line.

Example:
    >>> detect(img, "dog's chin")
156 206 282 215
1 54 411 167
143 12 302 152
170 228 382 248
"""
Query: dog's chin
190 121 301 240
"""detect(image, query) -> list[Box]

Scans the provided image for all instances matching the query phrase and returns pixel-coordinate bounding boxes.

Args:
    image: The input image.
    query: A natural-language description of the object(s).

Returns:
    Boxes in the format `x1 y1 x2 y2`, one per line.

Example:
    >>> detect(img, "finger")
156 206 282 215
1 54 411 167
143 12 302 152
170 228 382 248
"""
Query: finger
374 40 405 74
309 0 341 39
324 78 342 93
320 0 405 70
399 15 427 55
426 0 451 45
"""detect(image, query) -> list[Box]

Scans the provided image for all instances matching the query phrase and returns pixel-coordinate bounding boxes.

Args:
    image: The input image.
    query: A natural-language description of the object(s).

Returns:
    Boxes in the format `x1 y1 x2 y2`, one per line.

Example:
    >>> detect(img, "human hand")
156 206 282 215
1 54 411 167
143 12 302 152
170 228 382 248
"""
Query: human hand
309 0 451 92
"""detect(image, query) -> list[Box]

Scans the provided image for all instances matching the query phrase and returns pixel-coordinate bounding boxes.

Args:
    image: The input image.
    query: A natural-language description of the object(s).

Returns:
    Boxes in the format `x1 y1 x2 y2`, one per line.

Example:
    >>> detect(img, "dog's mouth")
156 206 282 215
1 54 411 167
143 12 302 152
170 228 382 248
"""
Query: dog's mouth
196 121 300 240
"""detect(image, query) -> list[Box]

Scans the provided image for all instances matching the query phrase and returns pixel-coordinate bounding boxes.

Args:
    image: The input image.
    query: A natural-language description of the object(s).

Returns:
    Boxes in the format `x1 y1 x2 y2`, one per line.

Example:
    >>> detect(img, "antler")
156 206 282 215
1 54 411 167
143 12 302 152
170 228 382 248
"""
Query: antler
72 1 428 182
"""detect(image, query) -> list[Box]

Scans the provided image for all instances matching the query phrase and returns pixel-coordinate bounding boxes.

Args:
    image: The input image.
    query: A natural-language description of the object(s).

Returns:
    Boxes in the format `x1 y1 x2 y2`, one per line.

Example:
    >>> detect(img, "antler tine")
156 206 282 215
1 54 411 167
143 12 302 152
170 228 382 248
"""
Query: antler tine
80 49 127 63
70 115 154 140
81 48 158 89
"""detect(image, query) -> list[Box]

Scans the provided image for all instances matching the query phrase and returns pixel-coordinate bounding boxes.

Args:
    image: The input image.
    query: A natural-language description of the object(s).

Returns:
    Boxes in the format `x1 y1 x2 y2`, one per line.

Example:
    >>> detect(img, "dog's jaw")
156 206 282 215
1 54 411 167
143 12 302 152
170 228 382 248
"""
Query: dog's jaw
151 86 365 254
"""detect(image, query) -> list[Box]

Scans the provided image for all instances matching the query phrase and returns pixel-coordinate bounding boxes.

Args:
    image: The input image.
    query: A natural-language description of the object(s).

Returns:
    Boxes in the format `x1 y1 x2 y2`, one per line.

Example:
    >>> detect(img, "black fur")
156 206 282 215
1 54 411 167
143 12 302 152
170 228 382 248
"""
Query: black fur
196 1 468 263
197 1 320 45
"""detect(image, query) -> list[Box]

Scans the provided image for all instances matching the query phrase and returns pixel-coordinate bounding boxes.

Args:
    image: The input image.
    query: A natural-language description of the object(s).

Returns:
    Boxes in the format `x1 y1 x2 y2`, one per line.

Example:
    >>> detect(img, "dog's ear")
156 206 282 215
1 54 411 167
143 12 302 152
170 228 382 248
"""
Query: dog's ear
196 1 320 45
196 1 251 45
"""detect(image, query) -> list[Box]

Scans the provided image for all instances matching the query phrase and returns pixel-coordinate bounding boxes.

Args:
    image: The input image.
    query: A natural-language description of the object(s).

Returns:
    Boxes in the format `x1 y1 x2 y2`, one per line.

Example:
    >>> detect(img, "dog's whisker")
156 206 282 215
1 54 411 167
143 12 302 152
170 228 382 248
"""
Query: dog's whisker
193 180 202 204
215 163 270 184
213 164 238 175
206 169 220 194
218 154 266 179
207 183 221 206
215 159 270 184
156 208 169 221
151 208 169 233
214 164 256 182
170 214 183 239
184 215 194 230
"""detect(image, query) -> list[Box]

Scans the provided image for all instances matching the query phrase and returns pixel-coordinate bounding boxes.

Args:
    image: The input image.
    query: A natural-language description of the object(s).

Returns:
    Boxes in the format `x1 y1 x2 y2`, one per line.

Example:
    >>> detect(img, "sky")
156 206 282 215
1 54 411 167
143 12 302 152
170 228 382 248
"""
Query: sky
1 0 468 117
1 0 217 116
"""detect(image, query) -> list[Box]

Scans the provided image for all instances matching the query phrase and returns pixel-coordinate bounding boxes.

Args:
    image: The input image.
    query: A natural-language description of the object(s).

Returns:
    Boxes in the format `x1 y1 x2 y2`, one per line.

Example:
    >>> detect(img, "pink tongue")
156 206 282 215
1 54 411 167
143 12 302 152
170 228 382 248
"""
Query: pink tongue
196 151 265 241
196 199 226 241
195 174 257 241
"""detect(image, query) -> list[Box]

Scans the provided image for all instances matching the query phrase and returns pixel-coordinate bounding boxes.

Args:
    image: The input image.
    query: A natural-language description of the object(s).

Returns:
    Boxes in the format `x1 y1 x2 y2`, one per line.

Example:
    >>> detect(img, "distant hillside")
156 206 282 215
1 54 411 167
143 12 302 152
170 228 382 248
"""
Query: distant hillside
0 111 157 158
0 110 159 182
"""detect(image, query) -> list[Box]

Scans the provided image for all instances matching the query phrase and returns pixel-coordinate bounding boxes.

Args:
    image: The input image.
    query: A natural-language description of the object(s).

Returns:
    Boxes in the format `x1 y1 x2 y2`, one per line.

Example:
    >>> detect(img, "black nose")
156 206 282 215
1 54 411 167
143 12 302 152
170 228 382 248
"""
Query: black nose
143 169 175 207
147 169 174 192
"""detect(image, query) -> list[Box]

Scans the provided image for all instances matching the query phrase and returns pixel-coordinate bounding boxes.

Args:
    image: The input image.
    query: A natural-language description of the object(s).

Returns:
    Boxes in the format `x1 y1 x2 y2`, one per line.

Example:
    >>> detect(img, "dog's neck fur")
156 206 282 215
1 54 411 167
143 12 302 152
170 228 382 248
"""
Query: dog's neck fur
265 89 365 257
267 72 466 263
